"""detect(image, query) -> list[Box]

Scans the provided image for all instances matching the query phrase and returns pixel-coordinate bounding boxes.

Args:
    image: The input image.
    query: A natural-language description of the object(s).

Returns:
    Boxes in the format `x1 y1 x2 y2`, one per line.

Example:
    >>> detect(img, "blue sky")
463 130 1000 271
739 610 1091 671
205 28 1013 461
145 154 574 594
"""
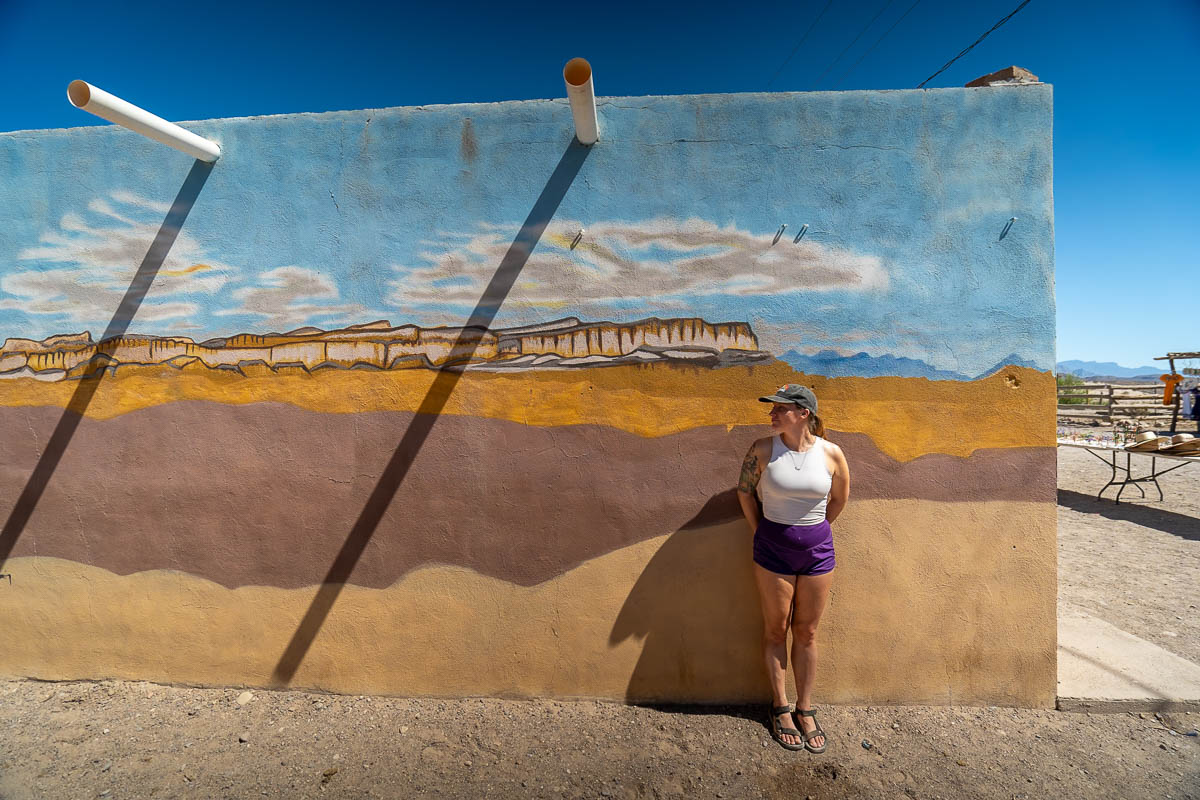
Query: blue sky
0 0 1196 369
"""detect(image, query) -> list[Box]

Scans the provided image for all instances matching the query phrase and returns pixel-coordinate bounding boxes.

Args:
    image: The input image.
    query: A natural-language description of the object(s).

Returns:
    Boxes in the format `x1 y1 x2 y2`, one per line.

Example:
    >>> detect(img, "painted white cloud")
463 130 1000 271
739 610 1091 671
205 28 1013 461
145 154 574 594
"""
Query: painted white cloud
388 218 888 315
214 266 375 332
0 268 199 329
2 191 230 328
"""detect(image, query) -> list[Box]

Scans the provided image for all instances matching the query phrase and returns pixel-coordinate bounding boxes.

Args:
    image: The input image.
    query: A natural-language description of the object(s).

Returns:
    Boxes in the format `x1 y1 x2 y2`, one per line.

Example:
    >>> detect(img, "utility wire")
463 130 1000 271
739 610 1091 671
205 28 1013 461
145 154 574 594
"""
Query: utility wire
766 0 836 89
810 0 897 90
917 0 1033 88
831 0 924 88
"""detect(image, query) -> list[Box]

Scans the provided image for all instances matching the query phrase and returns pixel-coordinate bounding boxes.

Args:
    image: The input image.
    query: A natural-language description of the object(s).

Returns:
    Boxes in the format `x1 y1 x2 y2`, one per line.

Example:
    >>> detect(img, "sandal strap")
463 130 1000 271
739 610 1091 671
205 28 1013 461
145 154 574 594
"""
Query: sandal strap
803 729 824 742
797 708 818 717
771 704 794 715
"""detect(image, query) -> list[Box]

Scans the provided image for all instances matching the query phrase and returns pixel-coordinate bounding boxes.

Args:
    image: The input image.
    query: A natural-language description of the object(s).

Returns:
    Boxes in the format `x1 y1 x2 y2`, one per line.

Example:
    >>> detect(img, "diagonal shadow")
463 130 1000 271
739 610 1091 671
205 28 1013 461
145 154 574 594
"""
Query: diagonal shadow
1057 489 1200 542
1058 643 1185 699
0 160 215 570
270 140 592 686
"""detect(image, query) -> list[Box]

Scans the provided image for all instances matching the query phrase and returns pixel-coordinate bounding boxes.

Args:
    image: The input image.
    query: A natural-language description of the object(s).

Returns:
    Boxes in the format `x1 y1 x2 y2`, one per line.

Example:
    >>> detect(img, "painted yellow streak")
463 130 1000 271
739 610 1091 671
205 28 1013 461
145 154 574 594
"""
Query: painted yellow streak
0 499 1055 706
0 362 1052 462
158 263 211 277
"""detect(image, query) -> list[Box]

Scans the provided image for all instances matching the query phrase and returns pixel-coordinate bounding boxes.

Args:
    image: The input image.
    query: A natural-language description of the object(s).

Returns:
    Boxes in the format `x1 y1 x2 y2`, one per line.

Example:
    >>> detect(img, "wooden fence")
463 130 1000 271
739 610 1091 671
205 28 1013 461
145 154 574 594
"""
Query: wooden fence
1057 382 1180 423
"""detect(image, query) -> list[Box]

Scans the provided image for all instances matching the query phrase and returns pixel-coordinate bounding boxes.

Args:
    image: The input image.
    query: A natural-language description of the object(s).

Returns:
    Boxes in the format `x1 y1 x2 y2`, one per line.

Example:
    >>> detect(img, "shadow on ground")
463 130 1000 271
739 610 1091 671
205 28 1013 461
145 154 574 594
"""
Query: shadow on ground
1057 489 1200 541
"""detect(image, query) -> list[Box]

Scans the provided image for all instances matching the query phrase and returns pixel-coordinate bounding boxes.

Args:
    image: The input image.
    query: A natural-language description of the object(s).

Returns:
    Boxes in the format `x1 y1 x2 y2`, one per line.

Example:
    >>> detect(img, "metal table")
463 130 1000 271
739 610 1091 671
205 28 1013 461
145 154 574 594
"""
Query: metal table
1057 440 1200 503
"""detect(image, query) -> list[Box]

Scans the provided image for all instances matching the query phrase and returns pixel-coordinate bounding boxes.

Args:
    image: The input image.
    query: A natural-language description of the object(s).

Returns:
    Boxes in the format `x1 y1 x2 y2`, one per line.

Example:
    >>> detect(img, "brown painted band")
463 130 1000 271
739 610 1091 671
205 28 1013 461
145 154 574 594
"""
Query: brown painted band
1 403 1053 588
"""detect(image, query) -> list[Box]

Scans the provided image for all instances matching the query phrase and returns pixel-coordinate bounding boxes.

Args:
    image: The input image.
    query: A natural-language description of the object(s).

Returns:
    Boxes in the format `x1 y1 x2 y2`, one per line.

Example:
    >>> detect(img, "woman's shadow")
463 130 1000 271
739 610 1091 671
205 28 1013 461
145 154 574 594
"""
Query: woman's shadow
609 489 774 704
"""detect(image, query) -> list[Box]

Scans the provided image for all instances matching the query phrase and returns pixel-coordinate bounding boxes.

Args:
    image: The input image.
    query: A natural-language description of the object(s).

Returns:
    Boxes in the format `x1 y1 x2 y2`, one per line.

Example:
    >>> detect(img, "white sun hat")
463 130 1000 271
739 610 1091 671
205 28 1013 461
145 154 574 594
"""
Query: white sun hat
1124 431 1170 451
1162 433 1200 453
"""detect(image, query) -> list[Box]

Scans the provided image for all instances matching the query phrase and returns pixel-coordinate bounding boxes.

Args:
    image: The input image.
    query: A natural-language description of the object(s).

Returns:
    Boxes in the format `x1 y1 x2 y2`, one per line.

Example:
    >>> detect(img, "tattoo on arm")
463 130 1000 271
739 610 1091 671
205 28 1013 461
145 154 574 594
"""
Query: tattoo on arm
737 448 760 494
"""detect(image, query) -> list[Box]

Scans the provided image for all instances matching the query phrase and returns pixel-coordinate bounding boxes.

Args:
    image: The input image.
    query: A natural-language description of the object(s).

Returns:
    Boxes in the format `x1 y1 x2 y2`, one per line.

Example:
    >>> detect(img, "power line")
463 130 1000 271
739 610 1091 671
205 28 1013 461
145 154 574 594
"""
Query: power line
810 0 898 90
917 0 1034 88
766 0 836 89
831 0 925 88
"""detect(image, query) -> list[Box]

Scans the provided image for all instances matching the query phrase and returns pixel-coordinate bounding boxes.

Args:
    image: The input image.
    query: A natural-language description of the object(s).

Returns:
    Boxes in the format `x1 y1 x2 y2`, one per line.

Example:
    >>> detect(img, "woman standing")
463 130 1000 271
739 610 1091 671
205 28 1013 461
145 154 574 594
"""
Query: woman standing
736 384 850 753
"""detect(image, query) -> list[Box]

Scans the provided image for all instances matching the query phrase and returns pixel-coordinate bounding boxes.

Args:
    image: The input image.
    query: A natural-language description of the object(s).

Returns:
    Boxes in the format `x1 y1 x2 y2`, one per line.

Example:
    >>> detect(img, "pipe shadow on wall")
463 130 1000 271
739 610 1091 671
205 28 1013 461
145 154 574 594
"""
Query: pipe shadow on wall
609 495 773 703
0 160 215 570
270 140 592 686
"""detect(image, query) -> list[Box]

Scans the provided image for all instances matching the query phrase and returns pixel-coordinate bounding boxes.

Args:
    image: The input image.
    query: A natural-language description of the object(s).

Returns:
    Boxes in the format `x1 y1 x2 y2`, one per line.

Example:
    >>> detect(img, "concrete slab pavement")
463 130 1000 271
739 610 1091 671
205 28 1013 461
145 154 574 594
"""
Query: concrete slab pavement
1058 604 1200 712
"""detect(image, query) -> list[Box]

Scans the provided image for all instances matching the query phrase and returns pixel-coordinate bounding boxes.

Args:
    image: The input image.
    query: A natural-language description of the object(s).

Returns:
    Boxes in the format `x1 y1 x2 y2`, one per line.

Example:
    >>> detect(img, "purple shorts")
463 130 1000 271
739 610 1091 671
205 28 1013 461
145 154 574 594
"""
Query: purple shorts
753 518 835 577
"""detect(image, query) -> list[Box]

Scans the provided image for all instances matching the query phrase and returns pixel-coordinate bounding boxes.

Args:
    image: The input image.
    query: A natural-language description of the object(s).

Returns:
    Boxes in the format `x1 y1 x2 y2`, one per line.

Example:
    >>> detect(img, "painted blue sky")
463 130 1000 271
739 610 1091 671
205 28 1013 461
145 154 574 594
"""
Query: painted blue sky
0 0 1196 369
0 89 1052 377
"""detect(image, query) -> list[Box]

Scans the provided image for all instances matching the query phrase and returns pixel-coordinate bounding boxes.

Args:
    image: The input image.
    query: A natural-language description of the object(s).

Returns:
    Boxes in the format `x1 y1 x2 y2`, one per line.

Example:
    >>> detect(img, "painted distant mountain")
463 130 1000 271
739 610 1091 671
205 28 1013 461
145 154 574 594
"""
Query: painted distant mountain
1056 360 1160 379
975 354 1044 378
0 317 773 381
780 350 1042 381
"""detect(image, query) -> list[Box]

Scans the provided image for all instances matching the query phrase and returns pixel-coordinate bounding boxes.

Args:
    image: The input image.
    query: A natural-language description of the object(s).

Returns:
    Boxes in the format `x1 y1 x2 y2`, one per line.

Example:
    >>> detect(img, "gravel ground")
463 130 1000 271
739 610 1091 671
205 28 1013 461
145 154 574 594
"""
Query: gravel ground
0 680 1197 800
2 438 1198 799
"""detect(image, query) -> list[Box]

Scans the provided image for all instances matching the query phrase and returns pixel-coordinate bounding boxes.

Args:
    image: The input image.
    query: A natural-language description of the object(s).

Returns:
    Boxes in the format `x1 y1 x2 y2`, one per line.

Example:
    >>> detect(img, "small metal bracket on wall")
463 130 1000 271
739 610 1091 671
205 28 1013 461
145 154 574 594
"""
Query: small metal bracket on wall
0 574 11 585
999 217 1017 240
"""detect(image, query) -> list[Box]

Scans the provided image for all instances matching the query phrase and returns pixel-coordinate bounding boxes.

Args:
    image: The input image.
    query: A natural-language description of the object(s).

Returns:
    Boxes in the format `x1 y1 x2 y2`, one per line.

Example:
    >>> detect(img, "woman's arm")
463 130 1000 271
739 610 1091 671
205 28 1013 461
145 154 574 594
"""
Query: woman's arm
736 440 766 533
825 443 851 523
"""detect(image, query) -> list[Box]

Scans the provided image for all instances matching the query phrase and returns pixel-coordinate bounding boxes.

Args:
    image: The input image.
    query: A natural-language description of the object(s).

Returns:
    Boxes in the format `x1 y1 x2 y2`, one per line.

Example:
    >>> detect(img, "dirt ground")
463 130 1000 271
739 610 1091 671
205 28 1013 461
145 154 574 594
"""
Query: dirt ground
1057 440 1200 665
2 437 1198 800
1 680 1197 800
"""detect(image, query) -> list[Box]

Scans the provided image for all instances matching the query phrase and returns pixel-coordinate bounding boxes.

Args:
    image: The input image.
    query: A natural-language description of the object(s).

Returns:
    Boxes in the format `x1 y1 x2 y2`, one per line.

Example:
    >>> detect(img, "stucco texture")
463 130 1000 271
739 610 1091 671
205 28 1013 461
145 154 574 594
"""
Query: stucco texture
3 497 1054 706
0 86 1054 705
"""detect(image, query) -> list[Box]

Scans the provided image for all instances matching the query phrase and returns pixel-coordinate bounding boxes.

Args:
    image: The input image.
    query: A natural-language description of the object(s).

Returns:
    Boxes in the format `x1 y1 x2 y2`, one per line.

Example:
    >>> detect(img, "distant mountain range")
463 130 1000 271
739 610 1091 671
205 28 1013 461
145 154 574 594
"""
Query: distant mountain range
779 349 1042 381
1056 360 1161 379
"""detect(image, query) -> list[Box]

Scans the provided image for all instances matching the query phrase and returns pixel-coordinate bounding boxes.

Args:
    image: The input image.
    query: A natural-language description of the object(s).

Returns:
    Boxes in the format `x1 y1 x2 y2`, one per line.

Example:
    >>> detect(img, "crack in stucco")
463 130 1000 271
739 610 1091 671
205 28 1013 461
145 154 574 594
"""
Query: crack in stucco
322 473 374 485
813 144 902 151
633 140 904 151
598 102 670 114
24 409 42 462
634 138 726 146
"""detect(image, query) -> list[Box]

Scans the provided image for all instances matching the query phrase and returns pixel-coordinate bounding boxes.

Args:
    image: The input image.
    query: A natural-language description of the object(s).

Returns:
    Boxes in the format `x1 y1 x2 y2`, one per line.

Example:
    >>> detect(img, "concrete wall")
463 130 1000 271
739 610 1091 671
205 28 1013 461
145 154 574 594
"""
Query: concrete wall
0 86 1056 706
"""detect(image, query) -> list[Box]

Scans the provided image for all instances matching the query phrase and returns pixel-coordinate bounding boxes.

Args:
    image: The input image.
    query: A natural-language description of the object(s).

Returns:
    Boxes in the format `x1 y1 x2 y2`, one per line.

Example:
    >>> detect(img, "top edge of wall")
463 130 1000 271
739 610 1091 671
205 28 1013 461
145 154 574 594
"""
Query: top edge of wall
0 84 1053 138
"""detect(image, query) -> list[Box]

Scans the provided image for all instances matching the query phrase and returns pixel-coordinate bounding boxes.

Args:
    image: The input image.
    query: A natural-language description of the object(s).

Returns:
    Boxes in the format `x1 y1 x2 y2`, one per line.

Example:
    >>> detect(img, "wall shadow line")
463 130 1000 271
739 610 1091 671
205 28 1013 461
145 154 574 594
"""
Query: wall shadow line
0 160 215 570
269 140 591 686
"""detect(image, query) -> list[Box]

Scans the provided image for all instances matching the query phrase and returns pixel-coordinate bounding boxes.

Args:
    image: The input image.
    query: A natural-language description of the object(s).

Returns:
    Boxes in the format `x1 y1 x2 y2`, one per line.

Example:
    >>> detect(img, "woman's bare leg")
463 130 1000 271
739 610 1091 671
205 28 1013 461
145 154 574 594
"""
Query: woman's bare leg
791 570 834 749
753 564 799 746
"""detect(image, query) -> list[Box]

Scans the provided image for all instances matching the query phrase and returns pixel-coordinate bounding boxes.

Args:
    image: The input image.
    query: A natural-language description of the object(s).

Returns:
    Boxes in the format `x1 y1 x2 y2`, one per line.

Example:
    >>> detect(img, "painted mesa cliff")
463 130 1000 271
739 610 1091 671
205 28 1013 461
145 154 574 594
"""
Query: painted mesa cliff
0 317 766 380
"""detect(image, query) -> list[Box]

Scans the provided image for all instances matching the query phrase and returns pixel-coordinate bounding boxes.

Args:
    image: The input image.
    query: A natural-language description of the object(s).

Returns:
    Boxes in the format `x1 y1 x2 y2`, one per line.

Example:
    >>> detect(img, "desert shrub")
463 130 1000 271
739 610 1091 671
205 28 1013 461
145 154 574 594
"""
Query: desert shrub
1057 373 1097 405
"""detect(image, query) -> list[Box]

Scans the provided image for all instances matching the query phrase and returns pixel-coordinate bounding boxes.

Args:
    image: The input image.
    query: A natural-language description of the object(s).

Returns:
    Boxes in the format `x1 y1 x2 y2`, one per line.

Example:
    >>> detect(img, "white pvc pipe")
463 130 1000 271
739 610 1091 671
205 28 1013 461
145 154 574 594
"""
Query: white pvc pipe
67 80 221 162
563 58 598 145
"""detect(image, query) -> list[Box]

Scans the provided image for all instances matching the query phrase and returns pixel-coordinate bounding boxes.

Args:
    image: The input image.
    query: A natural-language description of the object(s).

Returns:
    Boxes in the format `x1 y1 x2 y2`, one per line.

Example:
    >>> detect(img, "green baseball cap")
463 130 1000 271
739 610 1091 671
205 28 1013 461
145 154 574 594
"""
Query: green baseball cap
758 384 818 413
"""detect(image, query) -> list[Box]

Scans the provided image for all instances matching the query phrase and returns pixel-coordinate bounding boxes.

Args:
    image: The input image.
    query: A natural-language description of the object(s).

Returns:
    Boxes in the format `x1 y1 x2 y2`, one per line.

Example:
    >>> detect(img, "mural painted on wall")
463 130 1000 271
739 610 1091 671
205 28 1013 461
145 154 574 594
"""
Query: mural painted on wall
0 87 1057 705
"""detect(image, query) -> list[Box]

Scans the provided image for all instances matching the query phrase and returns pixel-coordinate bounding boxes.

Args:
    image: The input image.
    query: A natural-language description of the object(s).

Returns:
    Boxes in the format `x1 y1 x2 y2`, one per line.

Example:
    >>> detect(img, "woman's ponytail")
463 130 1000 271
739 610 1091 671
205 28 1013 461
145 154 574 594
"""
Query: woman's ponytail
808 413 825 438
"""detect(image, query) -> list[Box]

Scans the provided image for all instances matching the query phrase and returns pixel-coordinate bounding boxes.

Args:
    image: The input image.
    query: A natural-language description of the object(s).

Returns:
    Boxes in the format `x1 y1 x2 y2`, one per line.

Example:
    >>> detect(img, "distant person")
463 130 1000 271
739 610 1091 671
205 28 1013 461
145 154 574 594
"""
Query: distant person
736 385 850 753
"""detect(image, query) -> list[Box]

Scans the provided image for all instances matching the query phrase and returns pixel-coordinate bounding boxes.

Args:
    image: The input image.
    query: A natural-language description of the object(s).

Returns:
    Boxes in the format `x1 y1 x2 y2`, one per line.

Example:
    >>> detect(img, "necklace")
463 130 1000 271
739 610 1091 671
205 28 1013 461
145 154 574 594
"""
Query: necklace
786 440 816 471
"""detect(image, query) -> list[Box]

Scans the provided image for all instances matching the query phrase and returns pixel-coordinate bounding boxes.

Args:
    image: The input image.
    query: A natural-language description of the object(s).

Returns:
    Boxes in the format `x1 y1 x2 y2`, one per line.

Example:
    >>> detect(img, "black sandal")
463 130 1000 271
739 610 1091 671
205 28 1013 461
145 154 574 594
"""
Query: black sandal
769 704 805 751
796 708 827 754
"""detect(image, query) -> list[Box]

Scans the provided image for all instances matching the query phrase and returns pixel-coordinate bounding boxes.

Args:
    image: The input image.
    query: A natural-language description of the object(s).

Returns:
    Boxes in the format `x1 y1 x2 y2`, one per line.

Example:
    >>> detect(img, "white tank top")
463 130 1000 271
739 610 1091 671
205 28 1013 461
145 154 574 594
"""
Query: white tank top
757 435 832 525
